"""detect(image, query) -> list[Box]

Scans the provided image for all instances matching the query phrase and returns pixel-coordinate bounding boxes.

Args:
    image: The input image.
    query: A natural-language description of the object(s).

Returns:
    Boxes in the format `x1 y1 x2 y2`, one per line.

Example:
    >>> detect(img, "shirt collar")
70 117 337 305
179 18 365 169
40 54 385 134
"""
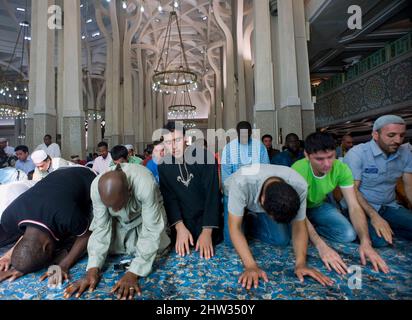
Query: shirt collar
369 139 400 160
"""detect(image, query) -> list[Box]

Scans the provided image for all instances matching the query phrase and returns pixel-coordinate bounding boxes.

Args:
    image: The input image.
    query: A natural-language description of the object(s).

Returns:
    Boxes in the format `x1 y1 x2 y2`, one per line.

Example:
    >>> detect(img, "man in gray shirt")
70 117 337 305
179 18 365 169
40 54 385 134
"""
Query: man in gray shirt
224 164 332 290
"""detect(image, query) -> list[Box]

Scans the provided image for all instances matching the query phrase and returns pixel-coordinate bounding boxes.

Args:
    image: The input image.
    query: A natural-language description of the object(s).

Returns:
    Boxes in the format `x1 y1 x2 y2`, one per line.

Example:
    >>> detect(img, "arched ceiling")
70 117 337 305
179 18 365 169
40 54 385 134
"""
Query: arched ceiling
0 0 255 116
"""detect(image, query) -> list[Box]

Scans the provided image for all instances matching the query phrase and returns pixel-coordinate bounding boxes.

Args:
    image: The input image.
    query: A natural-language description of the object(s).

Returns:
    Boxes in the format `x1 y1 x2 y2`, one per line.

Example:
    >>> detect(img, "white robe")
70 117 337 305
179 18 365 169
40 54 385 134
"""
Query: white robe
35 143 61 158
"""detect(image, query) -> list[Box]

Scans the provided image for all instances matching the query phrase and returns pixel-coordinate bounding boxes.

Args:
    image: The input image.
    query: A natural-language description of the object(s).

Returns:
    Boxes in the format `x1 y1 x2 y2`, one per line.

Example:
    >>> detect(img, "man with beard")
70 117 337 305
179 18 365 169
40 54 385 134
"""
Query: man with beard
344 115 412 247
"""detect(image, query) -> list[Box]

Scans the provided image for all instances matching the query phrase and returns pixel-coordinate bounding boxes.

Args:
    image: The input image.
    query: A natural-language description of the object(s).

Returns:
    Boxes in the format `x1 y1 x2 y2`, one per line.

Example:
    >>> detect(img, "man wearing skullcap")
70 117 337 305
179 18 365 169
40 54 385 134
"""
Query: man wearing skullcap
344 115 412 247
31 150 75 182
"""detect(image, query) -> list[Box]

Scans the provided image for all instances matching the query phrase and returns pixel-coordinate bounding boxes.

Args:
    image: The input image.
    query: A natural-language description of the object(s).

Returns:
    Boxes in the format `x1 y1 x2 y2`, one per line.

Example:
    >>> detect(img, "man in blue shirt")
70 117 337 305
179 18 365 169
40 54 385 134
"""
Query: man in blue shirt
145 140 164 183
221 121 270 245
271 133 304 167
344 115 412 247
221 121 270 184
15 145 35 175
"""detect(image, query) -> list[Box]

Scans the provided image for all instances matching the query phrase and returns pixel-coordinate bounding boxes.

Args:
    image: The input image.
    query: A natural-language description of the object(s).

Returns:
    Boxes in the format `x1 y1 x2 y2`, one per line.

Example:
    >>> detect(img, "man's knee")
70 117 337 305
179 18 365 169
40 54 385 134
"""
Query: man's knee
270 236 290 247
337 227 357 243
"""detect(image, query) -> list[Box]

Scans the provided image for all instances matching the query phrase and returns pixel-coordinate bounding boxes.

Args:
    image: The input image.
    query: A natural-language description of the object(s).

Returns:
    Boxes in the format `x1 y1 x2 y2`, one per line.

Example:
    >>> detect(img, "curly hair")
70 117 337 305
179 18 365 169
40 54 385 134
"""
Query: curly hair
262 180 301 224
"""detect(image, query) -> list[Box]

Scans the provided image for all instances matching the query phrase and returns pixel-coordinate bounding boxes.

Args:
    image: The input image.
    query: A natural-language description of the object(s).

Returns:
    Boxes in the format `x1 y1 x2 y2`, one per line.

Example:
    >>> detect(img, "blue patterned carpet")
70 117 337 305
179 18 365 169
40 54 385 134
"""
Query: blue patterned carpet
0 239 411 300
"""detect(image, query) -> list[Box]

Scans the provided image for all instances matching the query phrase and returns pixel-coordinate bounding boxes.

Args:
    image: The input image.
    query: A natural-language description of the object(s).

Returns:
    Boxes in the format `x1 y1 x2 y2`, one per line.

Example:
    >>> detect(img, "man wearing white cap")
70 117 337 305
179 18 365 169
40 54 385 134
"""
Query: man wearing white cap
344 115 412 247
31 150 74 182
0 138 15 157
35 134 61 158
124 144 142 165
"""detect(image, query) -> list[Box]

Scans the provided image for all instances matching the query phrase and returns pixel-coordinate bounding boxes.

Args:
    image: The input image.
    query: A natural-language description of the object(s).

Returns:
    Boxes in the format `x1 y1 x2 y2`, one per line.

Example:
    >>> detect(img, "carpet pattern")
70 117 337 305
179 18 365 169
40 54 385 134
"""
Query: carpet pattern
0 239 411 300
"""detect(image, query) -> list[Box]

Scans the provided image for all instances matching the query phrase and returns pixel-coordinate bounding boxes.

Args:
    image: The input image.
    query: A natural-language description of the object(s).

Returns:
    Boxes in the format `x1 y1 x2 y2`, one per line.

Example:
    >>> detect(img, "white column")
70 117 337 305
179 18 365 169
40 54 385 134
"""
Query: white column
253 0 276 140
28 0 57 151
273 0 303 142
213 0 237 130
277 0 301 108
293 0 315 137
235 0 247 121
56 0 64 140
62 0 85 159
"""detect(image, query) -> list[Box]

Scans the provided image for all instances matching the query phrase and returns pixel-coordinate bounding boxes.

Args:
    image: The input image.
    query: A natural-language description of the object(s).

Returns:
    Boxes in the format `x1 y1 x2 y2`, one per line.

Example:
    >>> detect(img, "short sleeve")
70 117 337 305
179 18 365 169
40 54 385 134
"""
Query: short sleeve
68 208 90 237
402 149 412 173
343 148 363 181
287 171 308 222
337 162 354 188
227 186 247 216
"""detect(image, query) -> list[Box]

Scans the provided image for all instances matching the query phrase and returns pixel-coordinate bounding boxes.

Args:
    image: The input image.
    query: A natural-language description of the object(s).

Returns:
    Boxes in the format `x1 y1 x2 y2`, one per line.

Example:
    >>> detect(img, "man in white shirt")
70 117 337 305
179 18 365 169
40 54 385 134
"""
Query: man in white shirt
92 141 112 174
31 150 74 181
35 134 61 158
0 138 15 157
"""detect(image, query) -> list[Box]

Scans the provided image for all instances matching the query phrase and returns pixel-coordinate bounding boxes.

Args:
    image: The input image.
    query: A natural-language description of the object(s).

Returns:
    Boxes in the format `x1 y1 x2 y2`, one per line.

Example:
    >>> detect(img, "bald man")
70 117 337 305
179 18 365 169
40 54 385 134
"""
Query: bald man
64 163 170 300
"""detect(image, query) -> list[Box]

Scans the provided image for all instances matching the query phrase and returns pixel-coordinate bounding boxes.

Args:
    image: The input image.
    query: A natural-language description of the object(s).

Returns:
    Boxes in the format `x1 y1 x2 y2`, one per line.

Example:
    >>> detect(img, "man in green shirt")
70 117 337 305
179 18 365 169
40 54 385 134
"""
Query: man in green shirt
64 164 170 300
125 144 143 165
292 132 388 275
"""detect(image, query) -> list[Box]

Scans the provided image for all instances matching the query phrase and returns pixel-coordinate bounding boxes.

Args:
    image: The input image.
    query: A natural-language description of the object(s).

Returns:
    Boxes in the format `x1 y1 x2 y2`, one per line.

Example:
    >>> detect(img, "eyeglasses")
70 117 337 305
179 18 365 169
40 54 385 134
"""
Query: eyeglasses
163 137 183 146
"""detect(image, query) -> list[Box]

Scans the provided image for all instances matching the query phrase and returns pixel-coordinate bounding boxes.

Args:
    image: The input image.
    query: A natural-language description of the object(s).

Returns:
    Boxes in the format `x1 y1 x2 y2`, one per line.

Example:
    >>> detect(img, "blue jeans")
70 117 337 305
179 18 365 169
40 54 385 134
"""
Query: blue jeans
223 195 291 247
368 205 412 248
307 202 357 243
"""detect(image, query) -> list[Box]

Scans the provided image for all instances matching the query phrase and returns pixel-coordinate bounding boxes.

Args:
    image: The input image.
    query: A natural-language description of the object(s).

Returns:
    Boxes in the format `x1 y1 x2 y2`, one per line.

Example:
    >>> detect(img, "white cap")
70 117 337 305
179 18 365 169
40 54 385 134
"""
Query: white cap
124 144 134 151
0 137 7 142
31 150 48 165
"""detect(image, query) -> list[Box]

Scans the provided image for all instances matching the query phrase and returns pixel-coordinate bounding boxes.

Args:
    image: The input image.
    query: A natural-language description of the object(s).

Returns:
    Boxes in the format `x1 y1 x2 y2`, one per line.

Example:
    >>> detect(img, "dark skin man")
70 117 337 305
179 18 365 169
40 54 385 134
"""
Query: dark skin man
64 170 141 300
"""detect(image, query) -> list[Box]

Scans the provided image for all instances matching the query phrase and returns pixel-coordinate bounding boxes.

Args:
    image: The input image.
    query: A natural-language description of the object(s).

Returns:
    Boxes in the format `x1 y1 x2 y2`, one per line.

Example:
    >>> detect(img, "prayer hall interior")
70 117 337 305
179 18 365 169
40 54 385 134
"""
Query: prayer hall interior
0 0 411 300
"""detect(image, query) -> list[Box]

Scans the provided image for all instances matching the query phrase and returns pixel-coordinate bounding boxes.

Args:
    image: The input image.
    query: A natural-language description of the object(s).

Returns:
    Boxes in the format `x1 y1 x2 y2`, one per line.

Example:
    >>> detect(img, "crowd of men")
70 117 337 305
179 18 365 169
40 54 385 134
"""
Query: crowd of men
0 114 411 299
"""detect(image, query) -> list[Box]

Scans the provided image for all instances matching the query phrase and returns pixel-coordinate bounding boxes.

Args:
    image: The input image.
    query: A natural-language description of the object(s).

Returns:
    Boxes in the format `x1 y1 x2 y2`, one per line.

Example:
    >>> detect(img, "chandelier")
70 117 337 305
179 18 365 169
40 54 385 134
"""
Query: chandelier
0 104 27 120
167 86 197 120
152 10 198 93
184 121 196 129
86 110 103 121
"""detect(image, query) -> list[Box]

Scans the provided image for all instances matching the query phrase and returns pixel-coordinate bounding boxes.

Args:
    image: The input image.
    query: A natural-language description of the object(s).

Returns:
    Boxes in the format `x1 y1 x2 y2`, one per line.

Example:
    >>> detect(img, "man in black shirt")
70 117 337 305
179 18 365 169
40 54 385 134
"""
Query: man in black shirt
0 167 96 284
158 122 222 260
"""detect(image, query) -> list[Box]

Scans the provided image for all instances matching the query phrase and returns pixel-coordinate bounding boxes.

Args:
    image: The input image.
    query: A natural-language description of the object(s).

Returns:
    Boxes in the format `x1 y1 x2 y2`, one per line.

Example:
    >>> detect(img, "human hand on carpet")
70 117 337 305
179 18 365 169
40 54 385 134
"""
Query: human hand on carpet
111 271 141 300
359 242 390 274
238 266 268 290
370 215 393 245
295 265 334 286
63 267 100 299
196 228 214 260
0 268 23 282
317 242 349 275
175 222 194 257
0 254 11 271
